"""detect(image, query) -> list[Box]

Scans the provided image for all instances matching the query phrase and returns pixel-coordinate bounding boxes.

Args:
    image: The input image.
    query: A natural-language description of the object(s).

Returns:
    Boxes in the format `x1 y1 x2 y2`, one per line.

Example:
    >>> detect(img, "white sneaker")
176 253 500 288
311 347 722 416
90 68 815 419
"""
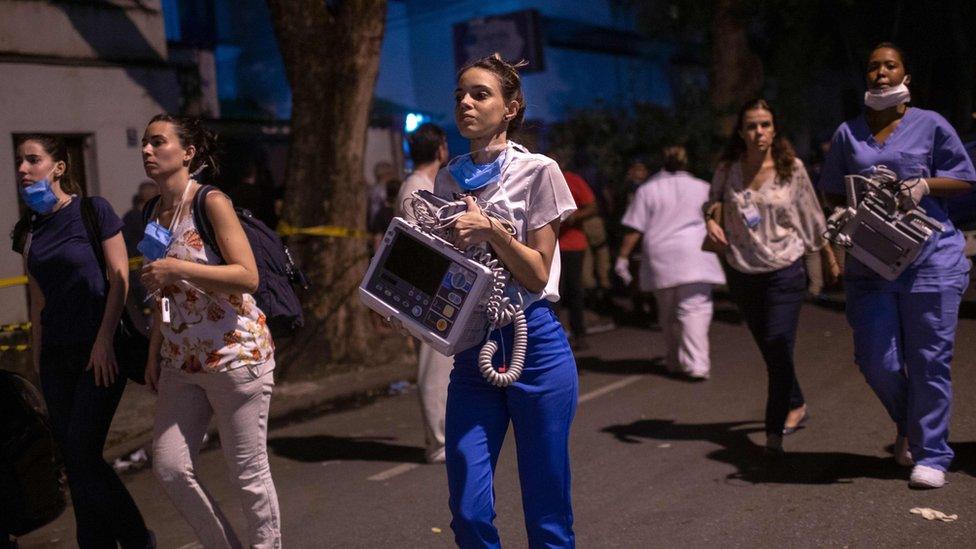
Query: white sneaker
894 436 914 467
909 465 946 489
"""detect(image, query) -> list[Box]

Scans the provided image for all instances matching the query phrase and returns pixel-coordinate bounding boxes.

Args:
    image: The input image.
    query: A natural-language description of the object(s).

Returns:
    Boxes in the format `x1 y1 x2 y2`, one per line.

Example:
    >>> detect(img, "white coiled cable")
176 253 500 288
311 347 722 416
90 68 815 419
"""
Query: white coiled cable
407 192 528 387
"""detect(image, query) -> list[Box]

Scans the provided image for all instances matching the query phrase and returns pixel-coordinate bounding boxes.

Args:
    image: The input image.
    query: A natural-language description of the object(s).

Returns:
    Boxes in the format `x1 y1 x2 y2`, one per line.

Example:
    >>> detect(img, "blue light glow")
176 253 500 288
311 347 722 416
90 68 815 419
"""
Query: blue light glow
405 113 427 133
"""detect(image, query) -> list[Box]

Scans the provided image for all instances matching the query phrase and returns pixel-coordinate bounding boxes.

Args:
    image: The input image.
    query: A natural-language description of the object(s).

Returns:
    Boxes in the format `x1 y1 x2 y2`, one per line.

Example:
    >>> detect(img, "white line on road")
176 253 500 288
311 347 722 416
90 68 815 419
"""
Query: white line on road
176 542 203 549
368 462 420 481
578 375 642 404
365 376 642 482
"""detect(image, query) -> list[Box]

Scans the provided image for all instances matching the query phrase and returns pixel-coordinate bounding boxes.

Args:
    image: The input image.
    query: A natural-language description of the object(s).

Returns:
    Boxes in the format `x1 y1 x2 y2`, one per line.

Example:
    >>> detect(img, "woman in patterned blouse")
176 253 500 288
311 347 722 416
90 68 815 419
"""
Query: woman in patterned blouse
139 114 280 548
703 98 839 454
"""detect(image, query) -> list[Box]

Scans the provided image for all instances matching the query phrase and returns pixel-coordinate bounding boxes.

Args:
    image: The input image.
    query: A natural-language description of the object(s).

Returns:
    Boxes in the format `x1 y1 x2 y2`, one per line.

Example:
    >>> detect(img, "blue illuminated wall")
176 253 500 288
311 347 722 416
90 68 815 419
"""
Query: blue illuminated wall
377 0 675 128
162 0 290 119
162 0 674 128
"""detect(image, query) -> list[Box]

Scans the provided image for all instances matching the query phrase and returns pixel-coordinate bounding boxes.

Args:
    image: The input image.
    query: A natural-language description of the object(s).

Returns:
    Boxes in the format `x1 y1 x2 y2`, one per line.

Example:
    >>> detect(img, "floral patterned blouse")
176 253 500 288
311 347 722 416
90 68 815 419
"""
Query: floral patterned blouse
710 158 828 274
158 207 274 373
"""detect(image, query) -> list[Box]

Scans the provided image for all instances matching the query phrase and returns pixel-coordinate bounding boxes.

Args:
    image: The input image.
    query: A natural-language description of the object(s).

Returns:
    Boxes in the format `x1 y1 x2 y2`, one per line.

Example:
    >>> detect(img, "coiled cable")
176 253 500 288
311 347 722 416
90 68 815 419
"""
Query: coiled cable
407 192 527 387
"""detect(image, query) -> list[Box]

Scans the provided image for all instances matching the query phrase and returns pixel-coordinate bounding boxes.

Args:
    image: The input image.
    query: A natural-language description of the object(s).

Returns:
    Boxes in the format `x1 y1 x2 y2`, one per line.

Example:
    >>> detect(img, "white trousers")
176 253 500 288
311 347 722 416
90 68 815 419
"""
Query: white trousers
652 283 714 377
153 362 281 549
417 342 453 462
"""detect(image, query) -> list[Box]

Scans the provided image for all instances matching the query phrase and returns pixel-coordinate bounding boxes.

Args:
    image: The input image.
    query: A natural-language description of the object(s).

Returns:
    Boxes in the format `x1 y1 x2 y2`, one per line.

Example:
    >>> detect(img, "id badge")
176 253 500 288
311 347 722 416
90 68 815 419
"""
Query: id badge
740 192 761 229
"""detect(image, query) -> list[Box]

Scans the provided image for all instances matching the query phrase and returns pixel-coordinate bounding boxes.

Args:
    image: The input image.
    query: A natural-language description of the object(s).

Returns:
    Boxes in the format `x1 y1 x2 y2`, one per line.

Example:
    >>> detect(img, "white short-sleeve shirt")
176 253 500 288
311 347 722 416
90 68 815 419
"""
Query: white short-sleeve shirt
621 170 726 291
395 171 434 222
434 143 577 306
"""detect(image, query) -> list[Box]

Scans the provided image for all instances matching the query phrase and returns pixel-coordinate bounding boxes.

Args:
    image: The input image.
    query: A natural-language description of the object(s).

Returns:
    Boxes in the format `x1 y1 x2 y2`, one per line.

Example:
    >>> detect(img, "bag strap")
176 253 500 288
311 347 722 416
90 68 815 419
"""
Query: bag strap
11 215 32 255
141 195 161 227
192 184 223 261
80 197 107 276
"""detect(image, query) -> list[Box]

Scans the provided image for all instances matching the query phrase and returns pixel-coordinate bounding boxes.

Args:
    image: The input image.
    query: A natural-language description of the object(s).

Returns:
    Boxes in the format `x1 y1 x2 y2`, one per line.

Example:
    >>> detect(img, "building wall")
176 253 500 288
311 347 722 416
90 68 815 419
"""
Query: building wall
0 0 168 62
375 0 672 129
0 1 180 325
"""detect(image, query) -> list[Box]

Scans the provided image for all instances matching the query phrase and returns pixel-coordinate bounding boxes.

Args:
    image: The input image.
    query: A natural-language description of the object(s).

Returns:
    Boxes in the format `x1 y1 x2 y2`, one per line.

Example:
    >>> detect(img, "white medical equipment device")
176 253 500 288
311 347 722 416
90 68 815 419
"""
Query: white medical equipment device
824 166 943 281
359 191 528 386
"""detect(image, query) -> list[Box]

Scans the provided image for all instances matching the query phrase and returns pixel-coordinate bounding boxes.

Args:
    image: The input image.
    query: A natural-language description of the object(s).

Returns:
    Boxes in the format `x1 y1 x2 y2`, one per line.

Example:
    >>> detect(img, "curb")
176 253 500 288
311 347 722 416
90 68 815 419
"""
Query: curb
104 359 417 463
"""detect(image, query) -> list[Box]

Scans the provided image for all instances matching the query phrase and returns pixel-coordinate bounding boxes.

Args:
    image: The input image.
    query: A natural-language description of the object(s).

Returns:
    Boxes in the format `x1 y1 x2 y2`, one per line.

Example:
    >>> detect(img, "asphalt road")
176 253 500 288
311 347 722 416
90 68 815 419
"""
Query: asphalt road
19 296 976 548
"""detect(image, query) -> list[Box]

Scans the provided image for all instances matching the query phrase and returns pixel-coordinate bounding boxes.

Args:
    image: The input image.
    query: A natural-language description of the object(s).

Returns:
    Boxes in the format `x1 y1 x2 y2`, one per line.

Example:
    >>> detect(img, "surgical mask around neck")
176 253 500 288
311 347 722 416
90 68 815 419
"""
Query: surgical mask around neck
864 82 911 111
447 144 509 192
137 221 173 261
137 181 192 261
19 167 60 215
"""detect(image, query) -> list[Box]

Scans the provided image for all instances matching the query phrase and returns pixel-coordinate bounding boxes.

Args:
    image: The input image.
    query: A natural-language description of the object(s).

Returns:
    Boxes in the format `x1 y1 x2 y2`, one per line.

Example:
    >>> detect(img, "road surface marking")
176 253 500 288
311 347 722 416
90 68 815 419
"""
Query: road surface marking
176 543 203 549
368 462 420 481
578 375 642 404
365 376 641 481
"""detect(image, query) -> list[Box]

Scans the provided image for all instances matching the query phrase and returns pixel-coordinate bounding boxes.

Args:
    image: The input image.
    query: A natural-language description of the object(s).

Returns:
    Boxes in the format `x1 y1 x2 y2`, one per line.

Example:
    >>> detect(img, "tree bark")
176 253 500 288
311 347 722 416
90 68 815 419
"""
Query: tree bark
265 0 387 377
709 0 764 137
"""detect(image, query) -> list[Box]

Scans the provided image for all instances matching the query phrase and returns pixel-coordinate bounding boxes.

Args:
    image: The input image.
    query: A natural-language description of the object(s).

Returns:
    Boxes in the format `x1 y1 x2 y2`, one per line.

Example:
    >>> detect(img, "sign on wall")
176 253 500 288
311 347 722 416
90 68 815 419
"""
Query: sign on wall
453 9 545 73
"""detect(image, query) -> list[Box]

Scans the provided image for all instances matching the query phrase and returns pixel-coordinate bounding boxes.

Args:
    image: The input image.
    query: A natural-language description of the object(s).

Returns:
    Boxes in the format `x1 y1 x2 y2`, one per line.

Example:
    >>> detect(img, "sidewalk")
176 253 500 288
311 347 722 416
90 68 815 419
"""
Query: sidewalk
105 356 417 461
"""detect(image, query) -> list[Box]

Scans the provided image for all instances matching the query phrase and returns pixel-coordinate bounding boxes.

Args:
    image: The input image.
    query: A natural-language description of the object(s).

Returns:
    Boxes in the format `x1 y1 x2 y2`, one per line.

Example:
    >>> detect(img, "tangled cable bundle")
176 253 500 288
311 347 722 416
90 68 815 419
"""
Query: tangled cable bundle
405 192 528 387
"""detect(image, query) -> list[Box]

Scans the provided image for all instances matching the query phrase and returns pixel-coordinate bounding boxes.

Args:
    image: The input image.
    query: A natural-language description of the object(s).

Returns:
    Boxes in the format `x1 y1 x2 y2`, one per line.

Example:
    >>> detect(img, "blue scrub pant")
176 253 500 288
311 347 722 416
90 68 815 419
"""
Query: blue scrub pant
845 275 967 471
446 301 578 549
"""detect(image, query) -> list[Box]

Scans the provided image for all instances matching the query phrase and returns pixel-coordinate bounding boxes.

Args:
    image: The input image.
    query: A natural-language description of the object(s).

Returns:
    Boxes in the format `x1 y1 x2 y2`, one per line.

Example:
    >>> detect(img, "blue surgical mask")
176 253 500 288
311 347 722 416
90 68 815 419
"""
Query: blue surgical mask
19 173 59 215
137 221 173 261
448 147 508 192
138 180 193 261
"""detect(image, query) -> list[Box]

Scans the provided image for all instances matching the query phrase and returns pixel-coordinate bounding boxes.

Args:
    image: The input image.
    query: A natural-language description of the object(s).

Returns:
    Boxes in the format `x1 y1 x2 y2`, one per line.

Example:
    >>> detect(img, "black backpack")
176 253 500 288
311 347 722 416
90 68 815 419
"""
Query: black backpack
0 371 67 536
143 185 308 336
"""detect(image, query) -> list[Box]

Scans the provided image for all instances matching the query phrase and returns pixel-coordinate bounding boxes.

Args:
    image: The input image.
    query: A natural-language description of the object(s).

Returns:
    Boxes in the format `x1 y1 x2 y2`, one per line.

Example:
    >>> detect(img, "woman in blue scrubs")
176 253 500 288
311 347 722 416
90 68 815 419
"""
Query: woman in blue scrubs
819 43 976 489
433 53 579 548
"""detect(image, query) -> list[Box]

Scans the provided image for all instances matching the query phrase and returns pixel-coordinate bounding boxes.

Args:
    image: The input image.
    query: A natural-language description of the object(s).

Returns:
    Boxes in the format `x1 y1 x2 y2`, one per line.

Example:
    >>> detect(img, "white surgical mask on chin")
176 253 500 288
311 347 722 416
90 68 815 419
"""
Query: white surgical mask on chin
864 82 911 111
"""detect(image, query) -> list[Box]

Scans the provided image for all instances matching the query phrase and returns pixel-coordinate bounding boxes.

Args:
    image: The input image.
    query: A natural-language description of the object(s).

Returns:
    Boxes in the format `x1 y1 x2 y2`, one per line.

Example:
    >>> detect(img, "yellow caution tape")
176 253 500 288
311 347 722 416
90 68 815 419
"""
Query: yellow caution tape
277 221 370 239
0 276 28 289
0 322 31 334
0 220 364 289
0 259 145 289
0 344 30 352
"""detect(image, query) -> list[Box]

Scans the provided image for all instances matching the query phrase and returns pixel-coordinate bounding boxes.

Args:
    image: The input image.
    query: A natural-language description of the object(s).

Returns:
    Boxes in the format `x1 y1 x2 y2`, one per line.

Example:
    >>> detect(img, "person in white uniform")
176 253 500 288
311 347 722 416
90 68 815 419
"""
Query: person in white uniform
615 146 726 379
395 122 454 463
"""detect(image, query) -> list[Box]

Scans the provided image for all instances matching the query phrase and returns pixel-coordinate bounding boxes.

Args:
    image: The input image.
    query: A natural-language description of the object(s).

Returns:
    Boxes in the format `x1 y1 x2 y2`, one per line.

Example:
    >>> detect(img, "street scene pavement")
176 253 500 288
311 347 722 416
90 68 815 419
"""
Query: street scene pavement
20 295 976 548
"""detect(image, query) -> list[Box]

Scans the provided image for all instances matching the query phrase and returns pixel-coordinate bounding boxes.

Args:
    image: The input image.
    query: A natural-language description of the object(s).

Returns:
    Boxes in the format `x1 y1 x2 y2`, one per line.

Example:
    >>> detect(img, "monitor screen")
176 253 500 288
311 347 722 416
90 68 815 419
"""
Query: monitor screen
384 230 451 297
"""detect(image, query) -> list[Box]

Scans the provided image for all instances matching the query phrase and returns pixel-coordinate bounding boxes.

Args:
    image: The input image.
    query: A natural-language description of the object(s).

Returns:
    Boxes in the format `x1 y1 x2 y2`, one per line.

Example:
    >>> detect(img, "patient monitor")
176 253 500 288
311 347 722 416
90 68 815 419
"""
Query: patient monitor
359 217 495 356
824 167 943 281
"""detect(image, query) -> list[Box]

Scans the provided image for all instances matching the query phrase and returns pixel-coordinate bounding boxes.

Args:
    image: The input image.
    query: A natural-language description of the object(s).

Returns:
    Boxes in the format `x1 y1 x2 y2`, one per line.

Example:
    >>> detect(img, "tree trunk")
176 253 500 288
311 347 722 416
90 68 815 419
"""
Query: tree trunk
709 0 764 137
265 0 387 378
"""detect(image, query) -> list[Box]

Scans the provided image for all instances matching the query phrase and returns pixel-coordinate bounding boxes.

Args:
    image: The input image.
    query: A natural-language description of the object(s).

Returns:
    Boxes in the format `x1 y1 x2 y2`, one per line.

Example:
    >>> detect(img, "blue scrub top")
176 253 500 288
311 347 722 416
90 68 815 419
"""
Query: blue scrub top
818 107 976 291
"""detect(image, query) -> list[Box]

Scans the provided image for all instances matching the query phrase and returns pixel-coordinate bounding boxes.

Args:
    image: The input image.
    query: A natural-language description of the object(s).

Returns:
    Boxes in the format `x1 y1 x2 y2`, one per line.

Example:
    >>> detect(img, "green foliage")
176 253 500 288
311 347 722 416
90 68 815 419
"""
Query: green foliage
547 72 718 187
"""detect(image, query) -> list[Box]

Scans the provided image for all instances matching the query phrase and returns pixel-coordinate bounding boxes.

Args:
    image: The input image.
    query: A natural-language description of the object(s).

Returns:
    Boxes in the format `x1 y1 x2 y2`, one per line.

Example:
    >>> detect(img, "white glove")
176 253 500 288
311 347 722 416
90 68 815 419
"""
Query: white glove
615 257 633 285
897 177 929 211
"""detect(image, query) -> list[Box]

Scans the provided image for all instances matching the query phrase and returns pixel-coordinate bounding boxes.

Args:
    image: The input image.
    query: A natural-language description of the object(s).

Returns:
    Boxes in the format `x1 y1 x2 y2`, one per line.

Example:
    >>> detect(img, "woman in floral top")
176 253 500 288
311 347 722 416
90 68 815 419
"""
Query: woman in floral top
139 114 280 548
704 99 839 455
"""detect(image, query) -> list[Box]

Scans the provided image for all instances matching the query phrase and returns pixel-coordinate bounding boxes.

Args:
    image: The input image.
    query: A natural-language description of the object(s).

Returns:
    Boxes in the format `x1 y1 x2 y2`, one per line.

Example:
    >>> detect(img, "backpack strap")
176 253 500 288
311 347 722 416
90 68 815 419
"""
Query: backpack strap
11 215 33 255
80 197 108 276
192 184 223 262
141 195 161 227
